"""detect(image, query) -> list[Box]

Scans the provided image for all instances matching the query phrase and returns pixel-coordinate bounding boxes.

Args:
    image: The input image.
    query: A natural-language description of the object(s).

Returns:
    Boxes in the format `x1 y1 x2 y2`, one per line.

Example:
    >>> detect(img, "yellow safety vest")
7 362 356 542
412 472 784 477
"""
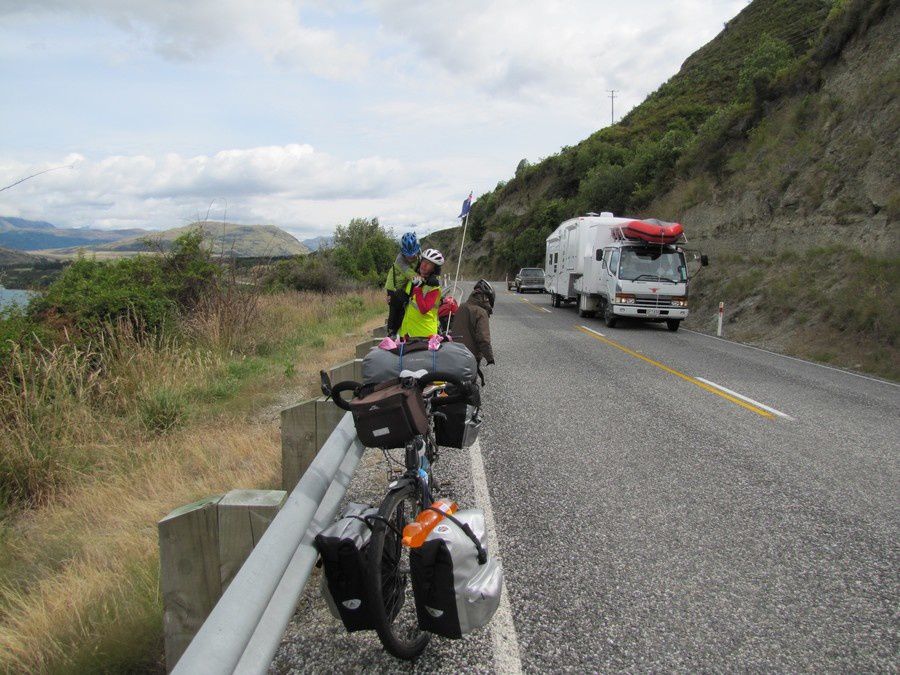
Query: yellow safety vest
399 281 441 337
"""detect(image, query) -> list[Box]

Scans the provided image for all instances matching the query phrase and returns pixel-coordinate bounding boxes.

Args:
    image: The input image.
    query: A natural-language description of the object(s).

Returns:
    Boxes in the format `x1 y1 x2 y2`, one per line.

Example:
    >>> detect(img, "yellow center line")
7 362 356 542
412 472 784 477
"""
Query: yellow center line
575 325 775 419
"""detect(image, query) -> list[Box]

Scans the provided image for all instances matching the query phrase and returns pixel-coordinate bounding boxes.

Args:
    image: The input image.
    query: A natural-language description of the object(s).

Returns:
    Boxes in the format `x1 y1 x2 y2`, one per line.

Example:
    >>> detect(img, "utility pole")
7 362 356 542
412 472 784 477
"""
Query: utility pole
607 90 618 125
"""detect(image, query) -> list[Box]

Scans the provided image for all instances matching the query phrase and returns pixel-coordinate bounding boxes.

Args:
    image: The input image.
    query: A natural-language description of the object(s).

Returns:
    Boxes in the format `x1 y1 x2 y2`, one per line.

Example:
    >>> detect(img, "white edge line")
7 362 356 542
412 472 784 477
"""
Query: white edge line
468 439 524 675
682 328 900 389
579 325 605 337
695 377 795 420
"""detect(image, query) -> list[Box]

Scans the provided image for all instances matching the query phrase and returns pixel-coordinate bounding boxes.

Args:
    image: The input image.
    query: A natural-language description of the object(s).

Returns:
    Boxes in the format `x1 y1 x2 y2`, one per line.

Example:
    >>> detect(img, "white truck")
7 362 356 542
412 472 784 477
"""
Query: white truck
544 212 707 331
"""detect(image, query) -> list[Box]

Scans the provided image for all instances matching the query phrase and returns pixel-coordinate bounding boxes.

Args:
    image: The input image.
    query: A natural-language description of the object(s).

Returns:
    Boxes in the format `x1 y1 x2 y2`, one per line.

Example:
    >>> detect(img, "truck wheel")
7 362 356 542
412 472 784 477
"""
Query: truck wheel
604 302 618 328
666 319 680 332
551 293 560 308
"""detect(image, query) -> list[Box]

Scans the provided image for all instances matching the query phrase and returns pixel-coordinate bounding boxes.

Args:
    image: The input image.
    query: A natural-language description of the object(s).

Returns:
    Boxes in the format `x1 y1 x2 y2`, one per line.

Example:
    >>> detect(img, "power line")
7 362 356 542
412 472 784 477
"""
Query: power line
606 90 618 125
0 164 75 194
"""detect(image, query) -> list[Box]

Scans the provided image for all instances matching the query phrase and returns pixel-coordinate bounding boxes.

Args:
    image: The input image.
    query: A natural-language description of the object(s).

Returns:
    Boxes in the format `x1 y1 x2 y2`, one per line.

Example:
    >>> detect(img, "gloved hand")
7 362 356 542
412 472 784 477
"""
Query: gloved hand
411 275 424 287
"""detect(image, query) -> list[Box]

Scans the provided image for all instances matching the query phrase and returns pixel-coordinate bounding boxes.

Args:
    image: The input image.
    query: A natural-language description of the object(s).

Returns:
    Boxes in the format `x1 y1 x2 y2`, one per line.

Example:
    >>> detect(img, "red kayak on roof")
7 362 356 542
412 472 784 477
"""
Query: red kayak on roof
618 218 684 244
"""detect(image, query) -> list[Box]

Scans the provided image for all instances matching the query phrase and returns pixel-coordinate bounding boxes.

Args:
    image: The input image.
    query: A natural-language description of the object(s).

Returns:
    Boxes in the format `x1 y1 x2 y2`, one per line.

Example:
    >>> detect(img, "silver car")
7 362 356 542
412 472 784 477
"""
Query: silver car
514 267 545 293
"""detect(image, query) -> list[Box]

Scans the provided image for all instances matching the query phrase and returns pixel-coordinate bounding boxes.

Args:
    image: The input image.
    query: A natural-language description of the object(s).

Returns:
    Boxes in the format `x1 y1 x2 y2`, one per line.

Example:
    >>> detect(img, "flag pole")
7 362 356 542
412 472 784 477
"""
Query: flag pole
445 194 471 332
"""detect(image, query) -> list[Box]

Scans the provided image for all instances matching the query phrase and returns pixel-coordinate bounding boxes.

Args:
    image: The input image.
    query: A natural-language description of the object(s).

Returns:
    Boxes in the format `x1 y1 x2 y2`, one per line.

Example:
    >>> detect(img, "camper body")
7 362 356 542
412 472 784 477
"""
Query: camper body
545 212 699 331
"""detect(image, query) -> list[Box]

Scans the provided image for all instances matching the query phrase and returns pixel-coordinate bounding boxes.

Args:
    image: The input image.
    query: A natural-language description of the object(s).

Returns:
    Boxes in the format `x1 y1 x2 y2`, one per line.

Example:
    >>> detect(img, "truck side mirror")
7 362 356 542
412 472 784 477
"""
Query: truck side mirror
595 250 603 261
701 254 709 266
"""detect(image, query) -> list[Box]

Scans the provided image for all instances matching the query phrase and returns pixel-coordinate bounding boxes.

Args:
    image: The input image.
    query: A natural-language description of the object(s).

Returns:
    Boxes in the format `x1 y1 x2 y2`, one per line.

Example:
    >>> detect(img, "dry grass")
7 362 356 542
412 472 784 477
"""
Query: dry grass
0 288 385 673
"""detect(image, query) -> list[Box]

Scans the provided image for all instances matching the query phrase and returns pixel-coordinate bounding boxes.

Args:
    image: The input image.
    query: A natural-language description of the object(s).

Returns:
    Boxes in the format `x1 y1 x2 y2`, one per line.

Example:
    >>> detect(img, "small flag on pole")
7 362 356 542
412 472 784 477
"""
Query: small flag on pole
458 191 473 218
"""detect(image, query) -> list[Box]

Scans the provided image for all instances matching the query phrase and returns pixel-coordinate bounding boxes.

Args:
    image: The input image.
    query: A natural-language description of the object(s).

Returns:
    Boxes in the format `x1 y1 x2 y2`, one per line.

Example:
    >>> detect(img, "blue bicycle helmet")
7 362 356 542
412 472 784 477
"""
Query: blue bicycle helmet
400 232 420 257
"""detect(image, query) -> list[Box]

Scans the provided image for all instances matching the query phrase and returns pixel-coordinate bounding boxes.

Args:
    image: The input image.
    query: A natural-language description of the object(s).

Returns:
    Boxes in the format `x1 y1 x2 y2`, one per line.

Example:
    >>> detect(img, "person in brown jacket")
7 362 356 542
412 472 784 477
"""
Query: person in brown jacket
450 279 495 367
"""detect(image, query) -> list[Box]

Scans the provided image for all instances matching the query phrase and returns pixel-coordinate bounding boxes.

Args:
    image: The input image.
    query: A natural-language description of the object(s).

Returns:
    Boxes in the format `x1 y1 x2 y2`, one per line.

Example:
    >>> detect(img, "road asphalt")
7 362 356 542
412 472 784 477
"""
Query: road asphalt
274 284 898 672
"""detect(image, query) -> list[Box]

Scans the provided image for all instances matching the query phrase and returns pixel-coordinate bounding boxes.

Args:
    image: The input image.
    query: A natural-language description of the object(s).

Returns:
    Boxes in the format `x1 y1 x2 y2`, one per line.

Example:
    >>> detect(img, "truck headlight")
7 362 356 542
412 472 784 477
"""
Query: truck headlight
615 294 635 304
670 296 688 307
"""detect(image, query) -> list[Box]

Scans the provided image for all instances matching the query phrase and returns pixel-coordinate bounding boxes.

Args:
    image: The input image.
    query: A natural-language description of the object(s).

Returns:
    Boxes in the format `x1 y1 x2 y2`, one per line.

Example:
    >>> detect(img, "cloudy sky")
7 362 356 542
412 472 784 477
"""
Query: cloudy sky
0 0 746 240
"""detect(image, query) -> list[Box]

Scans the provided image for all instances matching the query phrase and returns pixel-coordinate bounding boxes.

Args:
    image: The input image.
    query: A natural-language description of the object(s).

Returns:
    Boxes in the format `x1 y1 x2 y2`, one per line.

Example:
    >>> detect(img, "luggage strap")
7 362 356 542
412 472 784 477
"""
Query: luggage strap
349 514 403 538
424 507 488 565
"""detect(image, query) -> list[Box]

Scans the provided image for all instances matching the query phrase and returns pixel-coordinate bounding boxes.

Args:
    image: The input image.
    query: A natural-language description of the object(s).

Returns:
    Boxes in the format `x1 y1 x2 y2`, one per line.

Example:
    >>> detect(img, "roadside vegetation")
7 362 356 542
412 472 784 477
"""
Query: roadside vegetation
0 224 392 671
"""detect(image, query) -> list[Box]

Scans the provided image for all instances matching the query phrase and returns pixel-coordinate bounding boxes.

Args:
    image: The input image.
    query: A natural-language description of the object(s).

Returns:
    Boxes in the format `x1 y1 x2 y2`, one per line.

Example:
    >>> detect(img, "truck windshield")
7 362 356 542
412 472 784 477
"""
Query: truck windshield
617 249 686 283
520 269 544 277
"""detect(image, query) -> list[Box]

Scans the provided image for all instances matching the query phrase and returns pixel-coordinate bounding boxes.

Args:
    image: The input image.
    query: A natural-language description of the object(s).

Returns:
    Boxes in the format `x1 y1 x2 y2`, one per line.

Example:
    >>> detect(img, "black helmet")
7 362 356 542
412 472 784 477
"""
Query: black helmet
473 279 495 308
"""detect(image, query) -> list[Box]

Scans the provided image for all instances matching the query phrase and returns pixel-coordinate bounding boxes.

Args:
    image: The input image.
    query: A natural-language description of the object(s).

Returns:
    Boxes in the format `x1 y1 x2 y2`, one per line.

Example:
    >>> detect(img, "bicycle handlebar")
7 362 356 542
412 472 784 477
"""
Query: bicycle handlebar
322 370 473 411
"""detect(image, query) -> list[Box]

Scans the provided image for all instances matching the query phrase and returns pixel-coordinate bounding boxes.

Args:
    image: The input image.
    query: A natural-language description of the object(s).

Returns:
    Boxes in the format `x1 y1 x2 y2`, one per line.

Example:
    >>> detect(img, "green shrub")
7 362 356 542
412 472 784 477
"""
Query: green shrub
138 388 185 433
335 296 365 315
737 34 793 101
32 230 219 335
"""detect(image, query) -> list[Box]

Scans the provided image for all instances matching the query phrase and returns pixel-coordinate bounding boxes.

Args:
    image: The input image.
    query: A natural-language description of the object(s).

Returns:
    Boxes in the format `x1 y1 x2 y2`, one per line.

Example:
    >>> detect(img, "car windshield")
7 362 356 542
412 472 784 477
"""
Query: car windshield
520 269 544 278
617 249 686 282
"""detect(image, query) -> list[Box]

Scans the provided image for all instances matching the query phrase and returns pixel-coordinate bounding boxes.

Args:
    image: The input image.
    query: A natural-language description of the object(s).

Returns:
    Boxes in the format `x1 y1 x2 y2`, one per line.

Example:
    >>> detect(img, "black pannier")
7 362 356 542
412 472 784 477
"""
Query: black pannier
434 402 482 449
349 378 428 448
315 503 385 632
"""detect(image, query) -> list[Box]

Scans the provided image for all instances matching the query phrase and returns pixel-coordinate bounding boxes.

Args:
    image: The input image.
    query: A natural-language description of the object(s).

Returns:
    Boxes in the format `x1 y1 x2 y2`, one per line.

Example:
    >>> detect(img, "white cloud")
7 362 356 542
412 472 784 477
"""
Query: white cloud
0 0 368 78
0 145 434 235
370 0 744 115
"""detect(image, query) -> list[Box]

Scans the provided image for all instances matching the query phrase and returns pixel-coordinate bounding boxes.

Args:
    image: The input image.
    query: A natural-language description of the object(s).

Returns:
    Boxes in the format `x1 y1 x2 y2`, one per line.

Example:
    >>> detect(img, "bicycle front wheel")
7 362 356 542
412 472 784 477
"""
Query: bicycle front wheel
367 482 431 660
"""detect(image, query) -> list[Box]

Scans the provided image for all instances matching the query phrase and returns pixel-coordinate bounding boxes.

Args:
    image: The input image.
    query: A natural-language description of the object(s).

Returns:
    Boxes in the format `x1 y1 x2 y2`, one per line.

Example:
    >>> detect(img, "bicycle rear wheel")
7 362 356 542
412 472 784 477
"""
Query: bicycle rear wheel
367 482 430 660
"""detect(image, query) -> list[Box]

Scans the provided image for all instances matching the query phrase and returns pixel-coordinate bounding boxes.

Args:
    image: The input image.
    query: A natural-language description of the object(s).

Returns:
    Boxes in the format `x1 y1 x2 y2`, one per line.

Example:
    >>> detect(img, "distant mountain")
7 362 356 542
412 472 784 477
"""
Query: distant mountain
0 216 147 251
47 221 309 258
302 235 333 252
0 246 46 266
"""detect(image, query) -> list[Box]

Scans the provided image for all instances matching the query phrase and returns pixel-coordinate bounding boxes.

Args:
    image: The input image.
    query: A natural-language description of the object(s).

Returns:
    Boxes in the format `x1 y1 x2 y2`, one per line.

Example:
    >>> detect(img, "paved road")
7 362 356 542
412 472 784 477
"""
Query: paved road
482 287 898 671
275 284 898 672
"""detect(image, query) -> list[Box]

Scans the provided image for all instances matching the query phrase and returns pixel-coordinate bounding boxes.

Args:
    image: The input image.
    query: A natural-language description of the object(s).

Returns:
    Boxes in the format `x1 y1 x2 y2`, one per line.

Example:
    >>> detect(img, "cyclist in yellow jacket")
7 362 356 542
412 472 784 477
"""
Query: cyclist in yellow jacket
398 248 444 338
384 232 420 334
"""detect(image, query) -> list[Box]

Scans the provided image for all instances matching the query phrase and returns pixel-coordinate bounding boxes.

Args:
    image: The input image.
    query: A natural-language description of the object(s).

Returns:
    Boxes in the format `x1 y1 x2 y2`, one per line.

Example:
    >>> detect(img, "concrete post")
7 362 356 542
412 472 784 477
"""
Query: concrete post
371 325 388 338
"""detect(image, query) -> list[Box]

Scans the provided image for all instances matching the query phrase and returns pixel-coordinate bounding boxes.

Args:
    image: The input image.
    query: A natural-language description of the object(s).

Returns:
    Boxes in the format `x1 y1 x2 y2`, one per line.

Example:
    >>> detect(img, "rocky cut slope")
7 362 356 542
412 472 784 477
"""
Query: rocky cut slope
430 0 898 379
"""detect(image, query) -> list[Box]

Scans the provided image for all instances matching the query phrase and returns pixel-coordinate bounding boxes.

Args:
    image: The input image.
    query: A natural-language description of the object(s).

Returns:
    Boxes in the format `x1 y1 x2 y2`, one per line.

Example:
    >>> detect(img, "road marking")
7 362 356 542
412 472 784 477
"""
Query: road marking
468 439 524 675
518 298 550 314
576 325 776 419
580 325 606 338
682 328 900 389
695 377 795 420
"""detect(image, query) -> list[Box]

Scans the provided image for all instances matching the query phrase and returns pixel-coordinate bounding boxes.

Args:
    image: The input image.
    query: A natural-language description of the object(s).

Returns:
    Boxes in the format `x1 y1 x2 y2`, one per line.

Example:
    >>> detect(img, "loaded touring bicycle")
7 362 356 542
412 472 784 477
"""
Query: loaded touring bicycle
316 337 503 660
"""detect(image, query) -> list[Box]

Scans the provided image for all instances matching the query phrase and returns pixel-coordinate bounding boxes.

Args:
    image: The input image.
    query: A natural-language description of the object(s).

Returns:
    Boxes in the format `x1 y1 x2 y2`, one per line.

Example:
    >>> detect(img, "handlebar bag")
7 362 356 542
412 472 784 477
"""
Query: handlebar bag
434 402 482 449
409 509 504 638
315 503 385 632
349 378 428 448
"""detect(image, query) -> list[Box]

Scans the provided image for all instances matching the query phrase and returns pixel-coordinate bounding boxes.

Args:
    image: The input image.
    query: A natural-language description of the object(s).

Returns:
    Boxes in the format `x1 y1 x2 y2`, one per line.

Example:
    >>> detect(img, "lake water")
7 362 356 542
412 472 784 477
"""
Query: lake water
0 288 37 310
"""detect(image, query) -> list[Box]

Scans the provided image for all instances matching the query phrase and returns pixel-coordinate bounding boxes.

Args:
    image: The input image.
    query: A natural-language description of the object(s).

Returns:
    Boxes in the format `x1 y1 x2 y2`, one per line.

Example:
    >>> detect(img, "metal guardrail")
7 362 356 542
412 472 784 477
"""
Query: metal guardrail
173 412 364 674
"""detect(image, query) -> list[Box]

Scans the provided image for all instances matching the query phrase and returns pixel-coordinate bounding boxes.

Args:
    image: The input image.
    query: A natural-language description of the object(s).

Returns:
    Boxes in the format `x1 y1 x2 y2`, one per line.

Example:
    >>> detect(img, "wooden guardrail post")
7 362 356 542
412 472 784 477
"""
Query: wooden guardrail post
281 399 318 492
218 490 286 591
355 337 380 359
159 489 286 671
159 496 222 672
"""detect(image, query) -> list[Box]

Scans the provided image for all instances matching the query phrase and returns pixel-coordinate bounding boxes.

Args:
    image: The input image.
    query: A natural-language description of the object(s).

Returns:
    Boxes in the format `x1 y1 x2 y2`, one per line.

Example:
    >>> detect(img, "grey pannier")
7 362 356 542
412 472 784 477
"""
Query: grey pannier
315 503 385 632
409 509 503 638
362 341 477 385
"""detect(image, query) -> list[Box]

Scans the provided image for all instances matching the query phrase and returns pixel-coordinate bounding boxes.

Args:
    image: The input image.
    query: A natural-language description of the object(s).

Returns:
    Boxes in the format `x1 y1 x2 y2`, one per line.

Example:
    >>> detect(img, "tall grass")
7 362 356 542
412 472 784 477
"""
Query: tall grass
0 288 384 672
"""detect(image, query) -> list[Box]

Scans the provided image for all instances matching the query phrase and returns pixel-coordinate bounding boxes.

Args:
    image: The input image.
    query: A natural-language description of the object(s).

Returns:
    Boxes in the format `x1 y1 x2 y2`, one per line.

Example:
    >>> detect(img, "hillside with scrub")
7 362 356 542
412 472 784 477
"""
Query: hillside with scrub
429 0 898 379
0 222 396 671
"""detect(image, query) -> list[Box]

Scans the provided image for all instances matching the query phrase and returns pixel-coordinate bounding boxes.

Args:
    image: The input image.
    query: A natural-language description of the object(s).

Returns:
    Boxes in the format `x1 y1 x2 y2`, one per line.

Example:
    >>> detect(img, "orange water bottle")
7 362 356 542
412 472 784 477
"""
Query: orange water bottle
402 499 458 547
